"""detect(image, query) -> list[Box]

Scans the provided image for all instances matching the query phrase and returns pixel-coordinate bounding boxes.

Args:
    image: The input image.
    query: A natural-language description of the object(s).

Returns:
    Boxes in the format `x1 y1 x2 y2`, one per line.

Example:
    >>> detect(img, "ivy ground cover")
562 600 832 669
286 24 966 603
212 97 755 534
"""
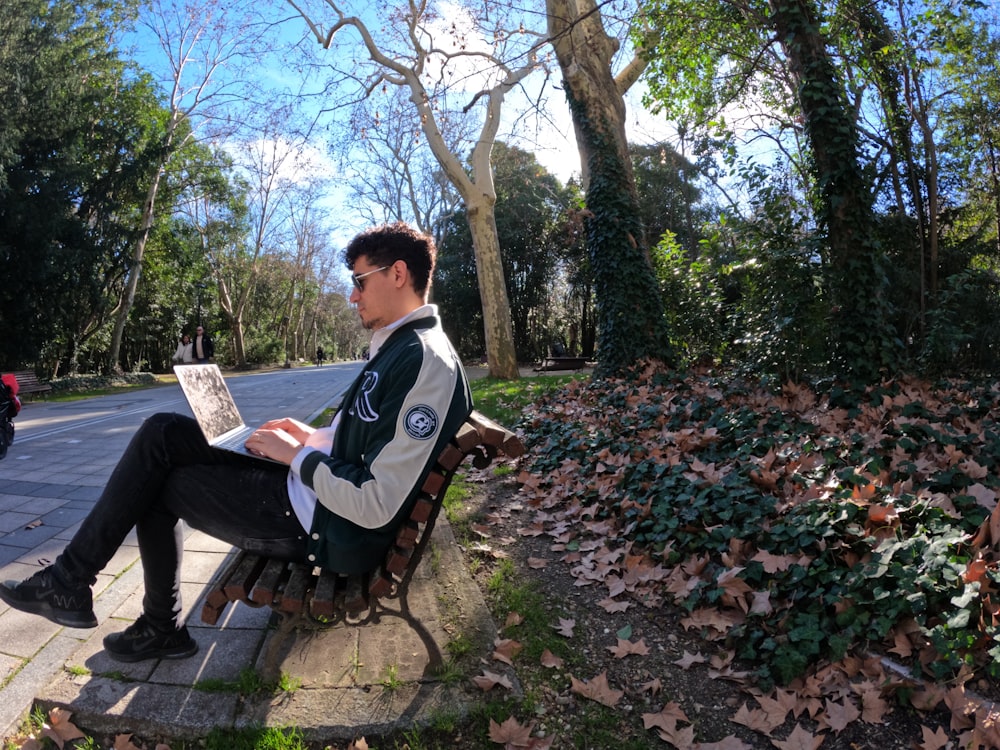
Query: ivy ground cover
516 362 1000 745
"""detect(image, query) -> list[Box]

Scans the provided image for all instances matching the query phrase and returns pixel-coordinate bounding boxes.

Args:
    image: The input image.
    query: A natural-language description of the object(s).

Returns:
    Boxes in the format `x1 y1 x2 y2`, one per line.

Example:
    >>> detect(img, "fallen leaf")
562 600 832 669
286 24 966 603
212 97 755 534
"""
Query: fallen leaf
570 671 623 707
489 716 533 746
642 701 689 732
113 734 143 750
472 670 513 691
540 649 563 668
639 677 661 695
732 702 781 733
699 737 753 749
770 723 824 750
597 597 631 613
818 698 860 733
918 725 950 750
673 650 707 669
42 708 85 748
492 638 523 665
553 617 575 637
607 637 649 658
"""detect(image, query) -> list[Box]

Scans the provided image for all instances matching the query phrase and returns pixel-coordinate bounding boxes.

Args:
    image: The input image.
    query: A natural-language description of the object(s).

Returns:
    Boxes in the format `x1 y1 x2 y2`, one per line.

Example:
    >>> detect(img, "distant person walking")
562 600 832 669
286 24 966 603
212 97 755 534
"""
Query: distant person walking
316 347 325 367
193 326 214 363
171 335 193 365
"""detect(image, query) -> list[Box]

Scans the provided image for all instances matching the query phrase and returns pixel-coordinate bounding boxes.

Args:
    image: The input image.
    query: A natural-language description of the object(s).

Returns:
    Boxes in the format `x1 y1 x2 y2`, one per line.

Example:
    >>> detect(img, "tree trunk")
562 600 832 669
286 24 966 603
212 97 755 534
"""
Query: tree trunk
107 167 163 374
769 0 897 381
466 198 520 378
547 0 674 377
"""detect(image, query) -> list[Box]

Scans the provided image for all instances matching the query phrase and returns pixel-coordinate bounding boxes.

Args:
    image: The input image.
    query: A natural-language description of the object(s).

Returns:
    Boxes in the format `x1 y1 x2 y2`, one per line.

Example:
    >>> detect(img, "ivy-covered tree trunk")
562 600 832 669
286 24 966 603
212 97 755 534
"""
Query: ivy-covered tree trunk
547 0 673 377
769 0 898 381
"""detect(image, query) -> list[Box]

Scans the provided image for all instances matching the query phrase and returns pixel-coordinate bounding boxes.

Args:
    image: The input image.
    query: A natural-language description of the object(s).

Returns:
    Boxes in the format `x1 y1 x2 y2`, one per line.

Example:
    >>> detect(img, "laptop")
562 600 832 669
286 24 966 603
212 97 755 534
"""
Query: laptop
173 364 280 463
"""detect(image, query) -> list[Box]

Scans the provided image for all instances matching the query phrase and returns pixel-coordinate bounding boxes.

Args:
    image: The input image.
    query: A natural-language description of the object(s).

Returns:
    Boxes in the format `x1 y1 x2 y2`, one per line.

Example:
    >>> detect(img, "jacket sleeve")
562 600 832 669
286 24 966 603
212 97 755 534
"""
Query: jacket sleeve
296 336 468 530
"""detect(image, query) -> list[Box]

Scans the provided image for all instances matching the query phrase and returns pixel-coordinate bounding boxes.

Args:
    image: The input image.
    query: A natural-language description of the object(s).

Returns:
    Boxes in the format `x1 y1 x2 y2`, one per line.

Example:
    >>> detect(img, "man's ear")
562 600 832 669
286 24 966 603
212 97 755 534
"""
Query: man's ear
391 259 409 289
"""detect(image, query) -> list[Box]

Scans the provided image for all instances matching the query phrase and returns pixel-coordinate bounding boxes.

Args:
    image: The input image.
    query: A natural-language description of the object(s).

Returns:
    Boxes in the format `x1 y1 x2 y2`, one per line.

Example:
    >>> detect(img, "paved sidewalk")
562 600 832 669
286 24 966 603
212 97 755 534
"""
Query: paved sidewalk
0 366 508 745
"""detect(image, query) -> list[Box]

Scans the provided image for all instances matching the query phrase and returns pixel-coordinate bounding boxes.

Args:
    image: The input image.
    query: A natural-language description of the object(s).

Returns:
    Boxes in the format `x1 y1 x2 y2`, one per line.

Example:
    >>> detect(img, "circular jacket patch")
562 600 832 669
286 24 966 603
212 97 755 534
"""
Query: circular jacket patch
404 405 439 439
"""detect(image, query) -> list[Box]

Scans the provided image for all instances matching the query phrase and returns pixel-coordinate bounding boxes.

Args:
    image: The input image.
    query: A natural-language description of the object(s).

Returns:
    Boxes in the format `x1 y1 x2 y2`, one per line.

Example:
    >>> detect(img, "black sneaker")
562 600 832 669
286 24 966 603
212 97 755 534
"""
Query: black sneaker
0 566 98 628
103 615 198 662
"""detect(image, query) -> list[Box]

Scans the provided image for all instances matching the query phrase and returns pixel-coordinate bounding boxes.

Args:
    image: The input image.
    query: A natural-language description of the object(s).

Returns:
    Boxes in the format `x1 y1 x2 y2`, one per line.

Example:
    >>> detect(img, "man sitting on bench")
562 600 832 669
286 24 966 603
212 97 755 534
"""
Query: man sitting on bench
0 222 473 662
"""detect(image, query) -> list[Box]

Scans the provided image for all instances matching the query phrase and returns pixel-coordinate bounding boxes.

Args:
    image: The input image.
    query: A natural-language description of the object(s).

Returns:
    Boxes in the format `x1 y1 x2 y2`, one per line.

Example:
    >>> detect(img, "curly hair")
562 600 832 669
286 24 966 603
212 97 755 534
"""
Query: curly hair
344 222 437 296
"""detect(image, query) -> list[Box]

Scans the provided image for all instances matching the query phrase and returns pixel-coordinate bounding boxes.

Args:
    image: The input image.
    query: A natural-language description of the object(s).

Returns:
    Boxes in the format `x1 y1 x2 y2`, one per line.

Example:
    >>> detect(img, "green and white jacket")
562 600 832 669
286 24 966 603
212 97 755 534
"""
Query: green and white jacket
292 306 472 573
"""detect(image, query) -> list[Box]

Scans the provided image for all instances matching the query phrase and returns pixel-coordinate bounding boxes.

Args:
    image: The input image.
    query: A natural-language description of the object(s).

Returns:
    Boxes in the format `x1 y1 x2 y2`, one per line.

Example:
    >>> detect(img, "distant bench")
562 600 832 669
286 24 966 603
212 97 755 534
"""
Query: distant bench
536 356 590 372
200 409 525 676
12 370 52 397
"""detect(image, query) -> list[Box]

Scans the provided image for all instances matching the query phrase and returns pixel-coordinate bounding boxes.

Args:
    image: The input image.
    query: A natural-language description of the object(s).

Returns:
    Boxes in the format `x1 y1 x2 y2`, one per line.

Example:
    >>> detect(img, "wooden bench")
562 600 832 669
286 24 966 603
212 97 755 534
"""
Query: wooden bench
12 370 52 397
199 409 524 676
536 356 590 371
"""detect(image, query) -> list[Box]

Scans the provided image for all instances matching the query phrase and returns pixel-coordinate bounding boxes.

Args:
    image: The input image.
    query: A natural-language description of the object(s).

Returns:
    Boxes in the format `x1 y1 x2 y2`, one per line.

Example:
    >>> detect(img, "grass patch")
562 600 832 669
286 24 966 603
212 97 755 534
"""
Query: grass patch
201 725 310 750
469 373 584 425
486 559 571 664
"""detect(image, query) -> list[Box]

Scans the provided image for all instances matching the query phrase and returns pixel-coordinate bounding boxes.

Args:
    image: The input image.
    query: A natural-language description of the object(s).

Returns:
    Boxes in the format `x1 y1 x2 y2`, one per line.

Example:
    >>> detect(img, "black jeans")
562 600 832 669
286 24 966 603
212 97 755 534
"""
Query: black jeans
55 412 308 629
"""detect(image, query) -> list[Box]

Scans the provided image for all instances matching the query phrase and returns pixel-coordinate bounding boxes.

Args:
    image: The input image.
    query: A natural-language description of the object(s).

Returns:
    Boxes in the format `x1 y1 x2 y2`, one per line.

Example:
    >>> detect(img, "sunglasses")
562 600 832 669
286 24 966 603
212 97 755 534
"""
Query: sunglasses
351 265 389 292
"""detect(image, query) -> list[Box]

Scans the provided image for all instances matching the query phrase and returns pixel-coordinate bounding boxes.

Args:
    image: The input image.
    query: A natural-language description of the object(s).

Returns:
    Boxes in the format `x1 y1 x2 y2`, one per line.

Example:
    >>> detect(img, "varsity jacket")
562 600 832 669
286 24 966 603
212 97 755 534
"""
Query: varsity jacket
297 313 473 573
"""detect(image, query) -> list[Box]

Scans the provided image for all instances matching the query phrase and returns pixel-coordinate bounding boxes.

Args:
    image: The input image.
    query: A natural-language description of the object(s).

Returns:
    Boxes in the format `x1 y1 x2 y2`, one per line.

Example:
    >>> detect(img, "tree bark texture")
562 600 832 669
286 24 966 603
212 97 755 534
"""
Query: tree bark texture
768 0 897 380
547 0 674 377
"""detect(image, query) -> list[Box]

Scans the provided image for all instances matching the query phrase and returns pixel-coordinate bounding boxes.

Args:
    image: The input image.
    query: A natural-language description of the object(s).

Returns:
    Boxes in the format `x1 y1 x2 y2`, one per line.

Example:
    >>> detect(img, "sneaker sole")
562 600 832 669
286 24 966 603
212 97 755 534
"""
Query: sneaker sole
103 640 199 663
0 586 98 629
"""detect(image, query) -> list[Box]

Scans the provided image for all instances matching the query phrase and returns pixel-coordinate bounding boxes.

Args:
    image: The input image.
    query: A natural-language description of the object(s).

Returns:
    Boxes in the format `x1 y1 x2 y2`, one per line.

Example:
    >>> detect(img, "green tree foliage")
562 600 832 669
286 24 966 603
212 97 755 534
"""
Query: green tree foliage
436 144 577 362
631 142 707 258
641 0 898 383
0 0 165 373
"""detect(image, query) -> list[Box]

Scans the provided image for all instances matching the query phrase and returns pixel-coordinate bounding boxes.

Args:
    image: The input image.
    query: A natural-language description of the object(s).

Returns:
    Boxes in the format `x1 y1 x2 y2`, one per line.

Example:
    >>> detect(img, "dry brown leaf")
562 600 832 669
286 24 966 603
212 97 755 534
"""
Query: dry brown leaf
642 701 689 732
472 670 514 691
731 702 780 734
856 682 889 724
673 650 707 669
526 556 549 568
818 698 860 733
553 617 575 637
539 649 563 668
918 725 951 750
597 596 631 613
699 737 753 750
972 701 1000 749
504 612 524 629
656 723 696 747
492 638 523 665
489 715 533 746
569 671 623 707
770 723 824 750
42 708 86 748
607 637 649 658
639 677 662 695
112 734 143 750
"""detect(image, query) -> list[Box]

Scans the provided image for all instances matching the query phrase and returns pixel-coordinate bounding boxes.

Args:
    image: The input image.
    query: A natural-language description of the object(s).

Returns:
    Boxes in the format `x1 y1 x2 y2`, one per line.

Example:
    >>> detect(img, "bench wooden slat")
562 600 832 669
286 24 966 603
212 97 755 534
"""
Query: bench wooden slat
409 496 435 524
223 553 266 601
11 370 52 396
200 408 524 631
310 571 340 619
343 574 369 613
367 573 394 600
252 557 289 605
277 565 312 614
421 468 447 496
